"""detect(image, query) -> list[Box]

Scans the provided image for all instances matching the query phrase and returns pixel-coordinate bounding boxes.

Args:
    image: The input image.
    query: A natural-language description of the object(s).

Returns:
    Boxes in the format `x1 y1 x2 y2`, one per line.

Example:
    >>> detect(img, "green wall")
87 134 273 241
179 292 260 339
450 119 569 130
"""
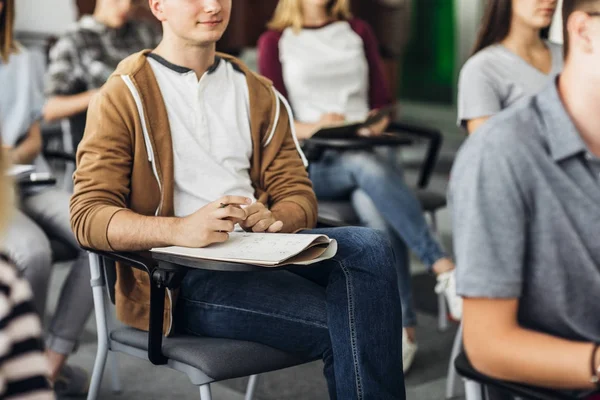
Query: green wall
400 0 456 105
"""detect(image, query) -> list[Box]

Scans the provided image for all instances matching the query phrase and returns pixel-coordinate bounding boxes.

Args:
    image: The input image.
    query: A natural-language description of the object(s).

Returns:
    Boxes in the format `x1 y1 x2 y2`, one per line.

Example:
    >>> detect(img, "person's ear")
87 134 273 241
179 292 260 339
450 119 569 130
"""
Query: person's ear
148 0 166 21
568 11 594 54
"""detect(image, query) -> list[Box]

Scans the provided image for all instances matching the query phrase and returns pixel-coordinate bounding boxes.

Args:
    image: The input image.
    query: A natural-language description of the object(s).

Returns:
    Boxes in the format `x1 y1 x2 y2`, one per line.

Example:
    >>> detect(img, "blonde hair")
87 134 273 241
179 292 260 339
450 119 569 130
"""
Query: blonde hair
0 0 17 63
267 0 352 32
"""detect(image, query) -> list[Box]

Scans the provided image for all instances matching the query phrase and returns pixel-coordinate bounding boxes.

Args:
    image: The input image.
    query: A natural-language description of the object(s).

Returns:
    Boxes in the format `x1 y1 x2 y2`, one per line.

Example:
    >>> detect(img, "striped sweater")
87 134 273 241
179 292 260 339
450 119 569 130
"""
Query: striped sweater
0 256 53 400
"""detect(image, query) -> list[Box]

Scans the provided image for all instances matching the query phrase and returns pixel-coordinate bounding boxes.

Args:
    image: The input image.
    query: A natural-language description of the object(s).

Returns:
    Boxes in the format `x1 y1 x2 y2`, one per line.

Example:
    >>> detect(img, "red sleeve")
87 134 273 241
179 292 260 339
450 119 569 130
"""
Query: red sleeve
257 30 289 99
348 18 393 110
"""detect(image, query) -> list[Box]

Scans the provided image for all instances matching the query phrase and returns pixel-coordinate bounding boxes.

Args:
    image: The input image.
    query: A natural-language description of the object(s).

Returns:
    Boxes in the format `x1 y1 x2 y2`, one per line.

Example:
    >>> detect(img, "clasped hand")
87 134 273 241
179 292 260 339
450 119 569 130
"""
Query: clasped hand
175 196 283 248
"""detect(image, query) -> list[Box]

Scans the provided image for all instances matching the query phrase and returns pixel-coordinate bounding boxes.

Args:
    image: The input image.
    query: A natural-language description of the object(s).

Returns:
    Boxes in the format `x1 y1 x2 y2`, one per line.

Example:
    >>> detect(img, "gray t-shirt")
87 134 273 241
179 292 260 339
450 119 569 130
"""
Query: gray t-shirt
0 46 48 173
449 81 600 342
457 41 563 128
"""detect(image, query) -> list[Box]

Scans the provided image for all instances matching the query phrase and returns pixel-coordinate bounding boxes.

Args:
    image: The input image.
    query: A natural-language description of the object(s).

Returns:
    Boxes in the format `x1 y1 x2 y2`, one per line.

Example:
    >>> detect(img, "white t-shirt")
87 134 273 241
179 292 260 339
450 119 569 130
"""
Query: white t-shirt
279 21 370 123
147 54 256 217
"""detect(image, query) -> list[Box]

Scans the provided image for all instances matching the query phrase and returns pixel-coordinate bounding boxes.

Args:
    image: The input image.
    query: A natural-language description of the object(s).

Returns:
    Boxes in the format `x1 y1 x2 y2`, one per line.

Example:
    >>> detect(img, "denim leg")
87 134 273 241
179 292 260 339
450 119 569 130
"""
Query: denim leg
298 227 405 399
1 209 53 317
22 188 93 355
177 266 337 397
177 226 405 399
351 190 417 328
311 150 446 269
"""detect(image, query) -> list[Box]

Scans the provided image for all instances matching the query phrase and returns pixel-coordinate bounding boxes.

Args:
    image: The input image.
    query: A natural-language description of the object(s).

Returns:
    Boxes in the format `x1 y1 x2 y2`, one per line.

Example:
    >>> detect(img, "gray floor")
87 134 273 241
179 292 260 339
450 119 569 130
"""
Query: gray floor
47 50 469 400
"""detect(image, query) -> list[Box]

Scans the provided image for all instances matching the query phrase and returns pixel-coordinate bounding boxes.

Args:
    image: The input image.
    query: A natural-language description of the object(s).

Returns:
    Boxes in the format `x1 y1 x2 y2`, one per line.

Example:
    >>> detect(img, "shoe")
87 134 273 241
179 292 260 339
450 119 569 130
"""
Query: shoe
54 364 90 397
435 269 463 320
402 329 418 373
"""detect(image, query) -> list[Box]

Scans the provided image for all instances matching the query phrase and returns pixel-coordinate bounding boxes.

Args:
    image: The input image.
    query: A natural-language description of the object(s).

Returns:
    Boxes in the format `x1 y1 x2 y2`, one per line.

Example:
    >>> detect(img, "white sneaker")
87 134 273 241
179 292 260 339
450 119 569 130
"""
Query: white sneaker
402 329 418 373
435 269 463 320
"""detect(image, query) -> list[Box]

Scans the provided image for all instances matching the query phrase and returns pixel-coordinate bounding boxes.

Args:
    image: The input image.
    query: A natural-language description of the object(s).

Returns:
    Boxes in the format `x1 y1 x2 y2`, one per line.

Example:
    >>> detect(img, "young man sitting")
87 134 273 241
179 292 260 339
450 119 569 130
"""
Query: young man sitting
450 0 600 392
69 0 406 398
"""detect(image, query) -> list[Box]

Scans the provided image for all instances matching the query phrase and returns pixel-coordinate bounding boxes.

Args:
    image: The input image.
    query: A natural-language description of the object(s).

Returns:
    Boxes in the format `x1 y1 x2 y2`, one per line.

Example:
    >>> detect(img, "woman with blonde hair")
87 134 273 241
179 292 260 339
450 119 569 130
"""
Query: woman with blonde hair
258 0 461 373
0 0 91 395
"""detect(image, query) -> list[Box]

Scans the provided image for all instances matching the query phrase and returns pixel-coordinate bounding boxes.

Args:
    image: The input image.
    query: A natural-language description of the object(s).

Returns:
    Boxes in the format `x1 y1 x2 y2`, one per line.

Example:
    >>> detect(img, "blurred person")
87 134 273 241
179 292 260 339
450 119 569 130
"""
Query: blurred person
450 0 600 393
0 0 92 395
351 0 412 108
0 143 53 398
70 0 407 398
458 0 562 134
258 0 461 373
43 0 160 147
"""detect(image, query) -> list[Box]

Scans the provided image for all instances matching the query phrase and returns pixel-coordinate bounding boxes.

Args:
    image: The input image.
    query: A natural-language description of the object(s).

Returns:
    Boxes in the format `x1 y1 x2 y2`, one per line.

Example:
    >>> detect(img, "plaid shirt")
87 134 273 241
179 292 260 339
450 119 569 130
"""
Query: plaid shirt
45 16 160 96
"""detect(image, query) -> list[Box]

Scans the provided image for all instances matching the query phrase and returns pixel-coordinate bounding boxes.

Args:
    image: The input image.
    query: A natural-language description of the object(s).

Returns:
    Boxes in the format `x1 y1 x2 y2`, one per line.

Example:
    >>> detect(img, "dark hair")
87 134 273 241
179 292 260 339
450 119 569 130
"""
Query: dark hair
471 0 550 57
562 0 600 56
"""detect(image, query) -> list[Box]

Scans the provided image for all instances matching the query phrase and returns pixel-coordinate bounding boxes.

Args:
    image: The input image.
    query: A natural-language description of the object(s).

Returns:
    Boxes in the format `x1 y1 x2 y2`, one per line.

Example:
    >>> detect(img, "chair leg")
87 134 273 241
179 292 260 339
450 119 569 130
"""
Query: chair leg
445 324 464 399
438 291 449 331
245 375 259 400
199 384 212 400
87 253 110 400
429 210 439 235
108 352 122 393
464 379 485 400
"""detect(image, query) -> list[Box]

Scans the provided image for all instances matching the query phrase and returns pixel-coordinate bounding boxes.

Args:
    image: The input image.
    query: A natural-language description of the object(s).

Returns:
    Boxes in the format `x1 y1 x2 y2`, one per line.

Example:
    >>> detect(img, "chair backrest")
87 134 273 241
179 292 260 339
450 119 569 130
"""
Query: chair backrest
101 257 118 305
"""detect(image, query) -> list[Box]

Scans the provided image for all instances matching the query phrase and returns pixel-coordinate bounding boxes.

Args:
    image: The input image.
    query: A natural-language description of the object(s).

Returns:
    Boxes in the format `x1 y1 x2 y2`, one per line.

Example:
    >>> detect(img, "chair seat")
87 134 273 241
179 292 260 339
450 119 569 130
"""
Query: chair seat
50 239 79 263
110 327 314 381
454 351 587 400
317 200 359 226
415 190 447 213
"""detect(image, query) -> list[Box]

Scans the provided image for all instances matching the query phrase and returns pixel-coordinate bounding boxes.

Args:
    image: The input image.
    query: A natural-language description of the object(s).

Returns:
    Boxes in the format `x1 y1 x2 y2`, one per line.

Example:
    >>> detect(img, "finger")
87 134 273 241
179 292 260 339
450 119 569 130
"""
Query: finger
206 231 229 245
213 219 236 233
267 220 283 233
243 202 264 217
216 195 252 208
252 218 274 233
214 206 247 221
244 210 271 228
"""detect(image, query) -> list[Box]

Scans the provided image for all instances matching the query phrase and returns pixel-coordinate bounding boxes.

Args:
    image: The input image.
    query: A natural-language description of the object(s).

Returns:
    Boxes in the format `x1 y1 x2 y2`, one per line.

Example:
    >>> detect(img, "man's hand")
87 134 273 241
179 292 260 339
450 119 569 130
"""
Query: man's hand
174 196 251 248
239 202 283 233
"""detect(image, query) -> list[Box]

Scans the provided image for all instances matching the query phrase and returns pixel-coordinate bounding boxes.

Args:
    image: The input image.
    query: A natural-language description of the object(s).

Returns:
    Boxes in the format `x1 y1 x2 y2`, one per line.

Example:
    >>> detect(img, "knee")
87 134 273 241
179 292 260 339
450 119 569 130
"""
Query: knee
338 227 397 280
343 152 387 178
9 235 53 276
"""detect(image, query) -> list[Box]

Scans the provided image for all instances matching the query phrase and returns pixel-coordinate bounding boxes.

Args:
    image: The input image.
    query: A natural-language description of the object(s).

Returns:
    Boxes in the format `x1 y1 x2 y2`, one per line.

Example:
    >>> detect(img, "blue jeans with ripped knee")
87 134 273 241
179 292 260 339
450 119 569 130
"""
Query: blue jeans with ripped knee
176 227 405 400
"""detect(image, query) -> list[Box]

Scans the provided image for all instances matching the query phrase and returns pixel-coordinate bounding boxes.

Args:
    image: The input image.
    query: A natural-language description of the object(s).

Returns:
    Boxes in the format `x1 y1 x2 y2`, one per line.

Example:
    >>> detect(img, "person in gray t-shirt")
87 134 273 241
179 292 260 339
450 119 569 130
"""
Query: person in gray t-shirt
457 0 563 134
449 0 600 391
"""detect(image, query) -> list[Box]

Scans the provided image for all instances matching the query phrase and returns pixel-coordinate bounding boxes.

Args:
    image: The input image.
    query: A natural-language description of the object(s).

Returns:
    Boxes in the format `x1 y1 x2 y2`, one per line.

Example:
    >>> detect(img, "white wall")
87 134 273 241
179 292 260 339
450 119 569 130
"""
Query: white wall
14 0 77 35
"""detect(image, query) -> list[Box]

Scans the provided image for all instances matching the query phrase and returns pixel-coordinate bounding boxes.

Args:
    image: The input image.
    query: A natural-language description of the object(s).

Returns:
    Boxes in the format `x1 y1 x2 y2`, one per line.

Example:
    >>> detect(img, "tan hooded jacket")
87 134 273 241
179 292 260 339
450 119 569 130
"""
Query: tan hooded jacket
70 50 317 334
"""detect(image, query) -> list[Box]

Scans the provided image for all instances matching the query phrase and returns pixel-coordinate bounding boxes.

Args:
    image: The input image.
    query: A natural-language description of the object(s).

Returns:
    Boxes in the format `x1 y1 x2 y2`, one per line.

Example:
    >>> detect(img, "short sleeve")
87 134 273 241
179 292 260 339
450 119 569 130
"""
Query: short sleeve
448 136 527 298
45 35 85 96
457 58 502 128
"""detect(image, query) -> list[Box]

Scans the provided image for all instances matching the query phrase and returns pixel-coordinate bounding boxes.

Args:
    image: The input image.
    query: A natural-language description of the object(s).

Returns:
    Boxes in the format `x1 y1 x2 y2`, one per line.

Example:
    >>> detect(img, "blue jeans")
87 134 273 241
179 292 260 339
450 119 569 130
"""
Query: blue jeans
350 190 416 327
176 227 405 400
309 150 447 327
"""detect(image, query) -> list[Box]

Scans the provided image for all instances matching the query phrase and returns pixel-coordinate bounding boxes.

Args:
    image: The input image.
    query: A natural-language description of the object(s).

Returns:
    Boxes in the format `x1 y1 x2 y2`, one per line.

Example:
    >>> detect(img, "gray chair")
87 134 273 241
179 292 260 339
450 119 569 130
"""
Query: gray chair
454 351 595 400
311 121 451 330
86 250 315 400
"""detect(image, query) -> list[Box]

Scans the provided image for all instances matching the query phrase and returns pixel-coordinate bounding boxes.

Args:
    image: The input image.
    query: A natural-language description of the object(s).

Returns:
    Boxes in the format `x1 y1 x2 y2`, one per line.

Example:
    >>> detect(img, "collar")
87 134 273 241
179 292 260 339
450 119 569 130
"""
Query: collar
78 15 134 38
146 53 221 75
536 75 587 162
